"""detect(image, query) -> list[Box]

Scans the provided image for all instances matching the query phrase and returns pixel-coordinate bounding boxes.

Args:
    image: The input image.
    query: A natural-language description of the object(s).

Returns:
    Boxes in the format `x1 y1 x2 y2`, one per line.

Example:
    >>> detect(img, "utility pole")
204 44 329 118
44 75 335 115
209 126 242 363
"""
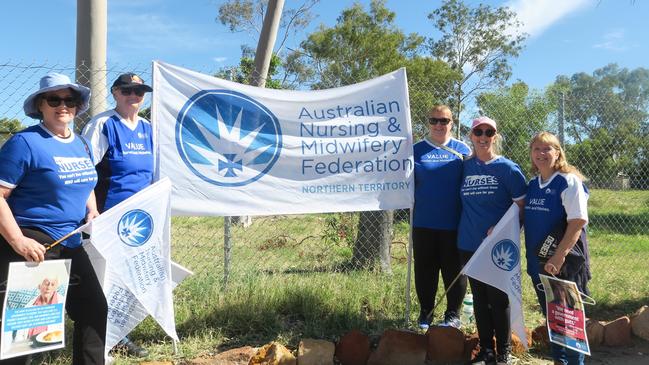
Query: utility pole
250 0 285 87
76 0 107 129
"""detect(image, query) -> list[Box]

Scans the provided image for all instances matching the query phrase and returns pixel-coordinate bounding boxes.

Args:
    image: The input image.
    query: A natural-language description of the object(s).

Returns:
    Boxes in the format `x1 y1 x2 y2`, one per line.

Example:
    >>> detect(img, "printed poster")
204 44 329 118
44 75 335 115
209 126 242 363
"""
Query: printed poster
540 274 590 355
1 260 71 359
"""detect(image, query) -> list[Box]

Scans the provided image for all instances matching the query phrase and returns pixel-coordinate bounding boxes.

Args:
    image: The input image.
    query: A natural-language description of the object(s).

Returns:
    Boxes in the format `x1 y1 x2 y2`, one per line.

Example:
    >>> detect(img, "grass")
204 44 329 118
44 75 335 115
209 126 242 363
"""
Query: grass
41 189 648 364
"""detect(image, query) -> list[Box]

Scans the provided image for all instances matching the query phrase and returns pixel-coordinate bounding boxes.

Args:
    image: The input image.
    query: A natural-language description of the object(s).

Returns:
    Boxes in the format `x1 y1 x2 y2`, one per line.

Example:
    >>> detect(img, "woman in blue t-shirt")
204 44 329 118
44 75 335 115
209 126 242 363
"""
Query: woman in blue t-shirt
457 117 527 365
0 73 107 364
412 105 471 330
524 132 589 365
82 73 154 357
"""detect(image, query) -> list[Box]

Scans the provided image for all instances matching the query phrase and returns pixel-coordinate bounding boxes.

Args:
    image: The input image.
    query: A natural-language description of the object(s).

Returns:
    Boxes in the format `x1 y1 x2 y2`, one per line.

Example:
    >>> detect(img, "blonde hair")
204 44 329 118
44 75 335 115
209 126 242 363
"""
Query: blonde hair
529 132 586 181
428 105 453 120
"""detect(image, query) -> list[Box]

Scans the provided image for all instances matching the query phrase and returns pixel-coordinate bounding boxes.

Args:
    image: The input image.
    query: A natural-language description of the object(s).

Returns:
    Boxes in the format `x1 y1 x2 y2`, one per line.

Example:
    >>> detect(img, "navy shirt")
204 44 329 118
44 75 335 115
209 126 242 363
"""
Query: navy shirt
413 138 471 230
457 156 527 252
82 110 154 212
524 172 588 277
0 125 97 248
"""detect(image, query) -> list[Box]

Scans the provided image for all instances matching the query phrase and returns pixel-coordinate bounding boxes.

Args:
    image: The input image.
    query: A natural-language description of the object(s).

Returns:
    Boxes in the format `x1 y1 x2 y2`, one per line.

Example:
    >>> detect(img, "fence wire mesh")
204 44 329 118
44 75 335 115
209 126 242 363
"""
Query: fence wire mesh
1 61 647 328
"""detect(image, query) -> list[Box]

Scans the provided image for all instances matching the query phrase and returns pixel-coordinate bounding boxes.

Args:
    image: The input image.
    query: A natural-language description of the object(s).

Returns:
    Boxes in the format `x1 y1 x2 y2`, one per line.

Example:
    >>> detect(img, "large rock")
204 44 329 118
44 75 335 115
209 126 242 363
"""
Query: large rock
531 324 549 350
631 305 649 341
298 339 335 365
586 319 605 346
249 342 296 365
366 329 427 365
335 330 370 365
463 333 480 362
603 316 633 347
426 326 465 363
511 328 532 355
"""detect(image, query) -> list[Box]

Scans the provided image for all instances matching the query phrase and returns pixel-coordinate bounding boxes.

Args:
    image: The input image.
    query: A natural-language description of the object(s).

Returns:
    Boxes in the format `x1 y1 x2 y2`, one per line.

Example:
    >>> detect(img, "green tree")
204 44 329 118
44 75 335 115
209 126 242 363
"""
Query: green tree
217 0 318 88
0 118 24 145
549 64 649 188
296 0 460 271
477 82 554 172
428 0 527 128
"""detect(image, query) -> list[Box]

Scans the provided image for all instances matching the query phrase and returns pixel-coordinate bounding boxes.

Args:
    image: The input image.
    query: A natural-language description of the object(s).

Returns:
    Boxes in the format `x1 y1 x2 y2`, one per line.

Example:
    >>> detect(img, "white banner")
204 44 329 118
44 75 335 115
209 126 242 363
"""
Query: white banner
83 178 178 356
461 204 527 348
152 61 414 216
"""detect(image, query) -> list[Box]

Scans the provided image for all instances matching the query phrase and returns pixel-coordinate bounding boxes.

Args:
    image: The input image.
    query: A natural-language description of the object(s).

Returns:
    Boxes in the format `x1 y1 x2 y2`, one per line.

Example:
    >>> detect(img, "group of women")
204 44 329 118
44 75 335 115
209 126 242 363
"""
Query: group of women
413 105 590 365
0 73 589 365
0 72 153 364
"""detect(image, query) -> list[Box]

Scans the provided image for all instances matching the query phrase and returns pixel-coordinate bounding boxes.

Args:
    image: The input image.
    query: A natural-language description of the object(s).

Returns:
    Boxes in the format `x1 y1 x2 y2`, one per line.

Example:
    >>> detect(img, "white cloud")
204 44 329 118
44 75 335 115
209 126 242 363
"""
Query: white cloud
505 0 593 38
593 29 629 51
212 57 228 63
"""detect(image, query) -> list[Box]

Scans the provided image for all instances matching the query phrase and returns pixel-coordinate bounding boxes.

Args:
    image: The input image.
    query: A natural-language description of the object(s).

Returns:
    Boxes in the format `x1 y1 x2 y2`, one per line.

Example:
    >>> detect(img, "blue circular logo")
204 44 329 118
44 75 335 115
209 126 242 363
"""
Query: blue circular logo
491 239 520 271
117 209 154 247
175 89 282 187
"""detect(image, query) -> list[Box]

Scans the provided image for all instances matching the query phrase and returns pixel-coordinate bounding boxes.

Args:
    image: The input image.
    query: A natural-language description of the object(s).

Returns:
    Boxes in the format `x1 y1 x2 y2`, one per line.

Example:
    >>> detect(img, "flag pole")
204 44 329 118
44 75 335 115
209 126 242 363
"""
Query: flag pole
45 222 89 251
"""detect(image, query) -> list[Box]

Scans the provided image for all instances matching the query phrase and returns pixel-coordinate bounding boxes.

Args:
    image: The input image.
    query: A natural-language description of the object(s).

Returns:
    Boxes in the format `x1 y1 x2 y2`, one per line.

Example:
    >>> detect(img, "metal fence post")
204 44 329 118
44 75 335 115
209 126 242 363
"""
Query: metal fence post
224 216 232 289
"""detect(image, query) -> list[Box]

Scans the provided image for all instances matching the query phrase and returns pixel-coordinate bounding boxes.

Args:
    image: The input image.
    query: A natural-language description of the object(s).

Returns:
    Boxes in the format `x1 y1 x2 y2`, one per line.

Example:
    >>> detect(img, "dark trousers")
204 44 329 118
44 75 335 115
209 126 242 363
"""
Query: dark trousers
413 227 466 319
0 228 107 365
460 250 511 355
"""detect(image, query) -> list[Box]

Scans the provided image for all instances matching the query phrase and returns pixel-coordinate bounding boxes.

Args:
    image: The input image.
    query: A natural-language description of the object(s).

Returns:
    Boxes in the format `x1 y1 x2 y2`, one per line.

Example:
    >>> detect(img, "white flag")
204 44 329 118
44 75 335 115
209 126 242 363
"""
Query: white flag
83 178 178 356
152 61 414 216
461 204 527 348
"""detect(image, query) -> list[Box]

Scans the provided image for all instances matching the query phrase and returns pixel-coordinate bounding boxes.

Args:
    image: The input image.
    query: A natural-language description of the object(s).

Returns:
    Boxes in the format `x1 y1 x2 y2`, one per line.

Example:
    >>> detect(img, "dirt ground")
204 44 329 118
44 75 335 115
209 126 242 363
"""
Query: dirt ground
518 337 649 364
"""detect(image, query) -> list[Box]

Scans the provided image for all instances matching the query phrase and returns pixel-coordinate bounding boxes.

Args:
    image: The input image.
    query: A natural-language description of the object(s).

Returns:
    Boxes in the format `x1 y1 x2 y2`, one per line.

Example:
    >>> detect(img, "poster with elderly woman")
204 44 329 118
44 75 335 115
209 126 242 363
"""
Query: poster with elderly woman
540 274 591 356
1 259 70 359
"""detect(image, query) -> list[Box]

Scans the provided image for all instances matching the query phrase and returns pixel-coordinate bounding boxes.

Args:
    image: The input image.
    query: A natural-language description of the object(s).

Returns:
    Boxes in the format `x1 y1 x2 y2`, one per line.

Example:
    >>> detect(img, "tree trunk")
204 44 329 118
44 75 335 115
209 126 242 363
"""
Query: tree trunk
352 210 393 273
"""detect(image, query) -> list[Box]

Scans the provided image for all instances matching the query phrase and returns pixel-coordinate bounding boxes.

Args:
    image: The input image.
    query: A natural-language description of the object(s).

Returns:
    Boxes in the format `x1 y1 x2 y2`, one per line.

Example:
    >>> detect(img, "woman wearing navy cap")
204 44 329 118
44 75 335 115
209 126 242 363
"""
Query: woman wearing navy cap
82 72 154 357
457 117 527 365
0 73 106 364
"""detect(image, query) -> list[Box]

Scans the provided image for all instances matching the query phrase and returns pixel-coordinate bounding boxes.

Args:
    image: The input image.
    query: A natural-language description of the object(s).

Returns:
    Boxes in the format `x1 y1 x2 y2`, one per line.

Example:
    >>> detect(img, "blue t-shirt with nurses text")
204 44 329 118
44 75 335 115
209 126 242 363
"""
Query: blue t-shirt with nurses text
0 125 97 248
413 138 471 230
457 156 527 252
524 172 589 277
83 110 154 212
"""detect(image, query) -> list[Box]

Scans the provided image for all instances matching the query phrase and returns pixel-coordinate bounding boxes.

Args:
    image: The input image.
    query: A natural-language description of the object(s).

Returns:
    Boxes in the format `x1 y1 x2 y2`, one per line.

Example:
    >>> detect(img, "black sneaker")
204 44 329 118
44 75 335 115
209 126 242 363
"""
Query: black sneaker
496 353 515 365
119 337 149 357
471 348 496 365
439 312 462 329
418 312 431 330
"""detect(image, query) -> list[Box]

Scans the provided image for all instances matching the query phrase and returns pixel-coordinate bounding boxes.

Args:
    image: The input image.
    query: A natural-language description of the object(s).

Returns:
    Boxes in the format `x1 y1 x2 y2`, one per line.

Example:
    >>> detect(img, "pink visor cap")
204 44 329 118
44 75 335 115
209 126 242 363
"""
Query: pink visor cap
471 116 497 131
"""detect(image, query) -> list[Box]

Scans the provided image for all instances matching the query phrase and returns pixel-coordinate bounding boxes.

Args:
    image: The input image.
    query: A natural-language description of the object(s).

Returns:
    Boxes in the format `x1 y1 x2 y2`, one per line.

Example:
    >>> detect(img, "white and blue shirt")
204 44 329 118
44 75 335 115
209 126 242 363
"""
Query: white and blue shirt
413 138 471 230
524 172 589 277
0 125 97 248
458 156 527 252
82 110 154 212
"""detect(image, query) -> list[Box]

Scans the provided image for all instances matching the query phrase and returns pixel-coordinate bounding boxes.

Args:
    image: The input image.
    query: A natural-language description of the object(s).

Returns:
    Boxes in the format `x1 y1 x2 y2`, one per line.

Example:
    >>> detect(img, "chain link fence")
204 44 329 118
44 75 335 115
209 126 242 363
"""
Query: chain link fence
1 61 647 328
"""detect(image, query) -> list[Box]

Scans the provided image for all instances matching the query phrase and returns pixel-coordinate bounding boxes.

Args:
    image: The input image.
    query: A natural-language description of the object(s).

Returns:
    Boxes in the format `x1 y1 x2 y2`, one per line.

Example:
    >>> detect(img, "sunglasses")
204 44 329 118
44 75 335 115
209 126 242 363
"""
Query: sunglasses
472 128 496 137
44 96 79 108
119 87 146 97
428 117 451 125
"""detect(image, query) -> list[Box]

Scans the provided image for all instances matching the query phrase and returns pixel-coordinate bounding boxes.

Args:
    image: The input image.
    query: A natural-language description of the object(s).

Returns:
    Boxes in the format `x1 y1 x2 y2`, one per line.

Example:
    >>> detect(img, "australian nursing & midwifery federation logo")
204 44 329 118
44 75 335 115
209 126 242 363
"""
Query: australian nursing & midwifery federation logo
118 209 154 247
175 89 282 187
491 239 519 271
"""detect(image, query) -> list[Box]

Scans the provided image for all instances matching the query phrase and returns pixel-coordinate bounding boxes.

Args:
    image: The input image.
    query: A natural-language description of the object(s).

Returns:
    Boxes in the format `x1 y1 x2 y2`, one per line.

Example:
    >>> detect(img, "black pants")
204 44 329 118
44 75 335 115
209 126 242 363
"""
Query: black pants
0 228 107 365
413 227 466 319
460 250 511 355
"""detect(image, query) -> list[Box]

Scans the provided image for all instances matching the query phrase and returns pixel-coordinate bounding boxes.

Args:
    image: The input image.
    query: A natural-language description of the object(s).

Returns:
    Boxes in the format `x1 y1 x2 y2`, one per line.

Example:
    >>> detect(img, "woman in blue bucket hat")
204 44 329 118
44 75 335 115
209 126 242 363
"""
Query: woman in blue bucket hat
0 73 107 364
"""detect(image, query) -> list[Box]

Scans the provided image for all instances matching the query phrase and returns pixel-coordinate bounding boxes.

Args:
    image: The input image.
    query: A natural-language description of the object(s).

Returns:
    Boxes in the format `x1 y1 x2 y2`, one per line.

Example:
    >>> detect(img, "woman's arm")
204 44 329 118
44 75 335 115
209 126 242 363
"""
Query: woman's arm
544 218 587 275
0 186 46 262
86 190 100 222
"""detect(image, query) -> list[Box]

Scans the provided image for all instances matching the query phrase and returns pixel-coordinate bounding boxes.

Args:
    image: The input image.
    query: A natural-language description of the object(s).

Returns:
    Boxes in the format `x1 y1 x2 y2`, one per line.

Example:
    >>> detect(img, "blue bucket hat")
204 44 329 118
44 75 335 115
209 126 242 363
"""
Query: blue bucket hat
23 73 91 119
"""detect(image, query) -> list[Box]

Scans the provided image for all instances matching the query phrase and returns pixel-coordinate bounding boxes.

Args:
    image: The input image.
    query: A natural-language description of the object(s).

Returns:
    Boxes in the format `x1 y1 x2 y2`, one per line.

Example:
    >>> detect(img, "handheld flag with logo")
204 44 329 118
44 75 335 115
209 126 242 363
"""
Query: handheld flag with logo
461 204 527 348
152 61 414 216
83 178 177 356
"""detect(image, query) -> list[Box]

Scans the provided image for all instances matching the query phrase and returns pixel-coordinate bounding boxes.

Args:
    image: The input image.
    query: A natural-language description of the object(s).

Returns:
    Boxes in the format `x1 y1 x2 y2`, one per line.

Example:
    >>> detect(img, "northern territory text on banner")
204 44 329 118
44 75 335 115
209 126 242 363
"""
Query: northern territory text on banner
152 61 414 216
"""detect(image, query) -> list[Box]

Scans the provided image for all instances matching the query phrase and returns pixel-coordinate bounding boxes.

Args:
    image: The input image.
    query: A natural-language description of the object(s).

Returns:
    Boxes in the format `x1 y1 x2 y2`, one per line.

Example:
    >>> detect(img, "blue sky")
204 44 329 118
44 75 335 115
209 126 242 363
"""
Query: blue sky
1 0 647 93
